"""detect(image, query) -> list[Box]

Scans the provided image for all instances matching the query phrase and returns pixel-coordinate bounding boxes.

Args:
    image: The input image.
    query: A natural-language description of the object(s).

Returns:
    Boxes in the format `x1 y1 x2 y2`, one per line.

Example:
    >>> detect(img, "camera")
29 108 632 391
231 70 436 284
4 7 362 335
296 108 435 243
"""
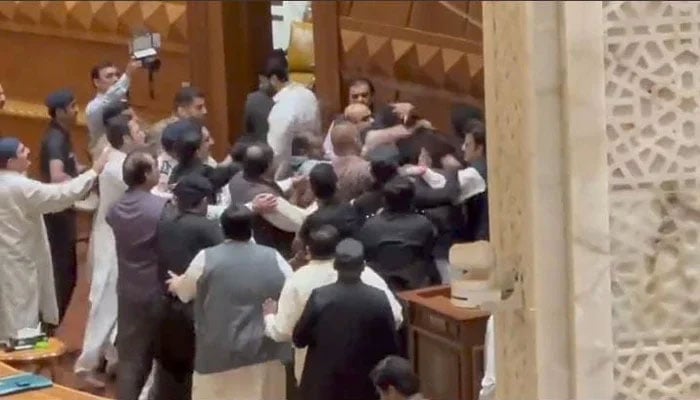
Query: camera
130 31 161 98
130 31 162 72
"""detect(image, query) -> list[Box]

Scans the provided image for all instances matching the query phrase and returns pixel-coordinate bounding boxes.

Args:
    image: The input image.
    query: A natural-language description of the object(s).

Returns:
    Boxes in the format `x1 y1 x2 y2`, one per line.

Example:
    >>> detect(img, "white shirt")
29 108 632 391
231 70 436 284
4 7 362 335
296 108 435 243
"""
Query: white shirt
263 258 403 381
457 167 487 203
0 169 97 339
267 83 321 179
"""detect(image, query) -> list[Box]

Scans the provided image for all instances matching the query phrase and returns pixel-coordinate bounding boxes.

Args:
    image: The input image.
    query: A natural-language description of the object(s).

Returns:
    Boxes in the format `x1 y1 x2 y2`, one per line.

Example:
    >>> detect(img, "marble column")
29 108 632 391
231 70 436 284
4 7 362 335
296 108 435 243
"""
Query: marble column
482 2 614 399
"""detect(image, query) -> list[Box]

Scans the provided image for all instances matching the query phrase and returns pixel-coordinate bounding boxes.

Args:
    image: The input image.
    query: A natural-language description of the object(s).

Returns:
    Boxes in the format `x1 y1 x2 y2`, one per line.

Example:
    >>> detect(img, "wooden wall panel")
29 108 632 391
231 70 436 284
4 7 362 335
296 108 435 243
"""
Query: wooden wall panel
313 0 484 133
0 0 190 173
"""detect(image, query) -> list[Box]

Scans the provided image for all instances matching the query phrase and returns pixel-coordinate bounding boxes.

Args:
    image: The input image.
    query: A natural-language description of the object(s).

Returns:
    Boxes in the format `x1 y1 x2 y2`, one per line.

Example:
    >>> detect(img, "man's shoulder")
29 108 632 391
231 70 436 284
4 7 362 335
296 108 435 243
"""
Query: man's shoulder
85 96 102 114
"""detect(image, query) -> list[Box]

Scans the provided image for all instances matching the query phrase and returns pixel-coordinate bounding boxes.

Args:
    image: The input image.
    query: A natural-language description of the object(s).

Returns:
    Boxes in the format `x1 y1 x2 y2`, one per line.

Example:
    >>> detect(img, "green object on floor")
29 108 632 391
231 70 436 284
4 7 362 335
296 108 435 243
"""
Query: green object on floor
34 341 49 349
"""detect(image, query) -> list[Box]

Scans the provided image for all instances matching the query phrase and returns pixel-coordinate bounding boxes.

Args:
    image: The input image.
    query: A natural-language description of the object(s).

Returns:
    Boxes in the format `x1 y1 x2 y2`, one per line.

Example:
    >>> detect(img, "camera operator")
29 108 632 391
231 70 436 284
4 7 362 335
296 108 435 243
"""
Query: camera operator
86 59 141 160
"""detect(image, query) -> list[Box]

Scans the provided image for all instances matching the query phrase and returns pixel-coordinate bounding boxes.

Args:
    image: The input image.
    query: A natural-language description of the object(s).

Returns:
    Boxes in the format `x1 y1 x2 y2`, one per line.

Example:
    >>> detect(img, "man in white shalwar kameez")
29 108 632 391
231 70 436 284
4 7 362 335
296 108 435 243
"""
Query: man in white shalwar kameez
75 114 146 386
0 137 108 341
168 204 293 400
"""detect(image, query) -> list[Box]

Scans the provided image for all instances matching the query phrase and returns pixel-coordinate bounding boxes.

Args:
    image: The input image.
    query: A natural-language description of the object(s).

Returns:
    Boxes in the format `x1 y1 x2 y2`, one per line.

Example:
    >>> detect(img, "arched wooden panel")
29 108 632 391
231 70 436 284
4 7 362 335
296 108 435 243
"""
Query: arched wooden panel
314 0 484 133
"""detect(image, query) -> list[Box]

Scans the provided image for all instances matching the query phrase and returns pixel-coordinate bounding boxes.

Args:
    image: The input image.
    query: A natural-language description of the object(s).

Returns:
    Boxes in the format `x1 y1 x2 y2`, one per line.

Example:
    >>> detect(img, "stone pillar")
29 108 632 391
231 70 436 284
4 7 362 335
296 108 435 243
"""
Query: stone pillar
482 2 614 399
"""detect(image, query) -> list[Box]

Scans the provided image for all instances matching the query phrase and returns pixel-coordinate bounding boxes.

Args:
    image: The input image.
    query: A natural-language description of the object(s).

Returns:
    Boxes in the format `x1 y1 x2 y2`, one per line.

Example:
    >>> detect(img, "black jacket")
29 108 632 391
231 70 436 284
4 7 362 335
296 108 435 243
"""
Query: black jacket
294 281 399 400
358 210 439 291
155 204 224 374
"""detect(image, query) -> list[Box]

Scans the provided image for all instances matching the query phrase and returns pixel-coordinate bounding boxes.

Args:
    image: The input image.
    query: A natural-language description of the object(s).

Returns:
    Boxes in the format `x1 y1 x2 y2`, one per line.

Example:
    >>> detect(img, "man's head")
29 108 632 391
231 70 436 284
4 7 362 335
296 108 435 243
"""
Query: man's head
263 57 289 94
396 127 456 168
174 87 207 121
259 49 288 96
451 103 483 138
330 120 361 156
91 61 119 93
371 356 421 400
173 173 213 214
200 125 214 160
220 203 253 242
348 78 374 108
292 133 324 160
334 238 365 281
230 139 252 165
102 100 133 127
462 120 486 164
344 103 374 133
307 225 340 260
242 143 274 179
308 163 338 202
45 89 78 127
106 114 145 152
0 137 30 173
0 83 6 110
383 176 414 212
367 145 400 186
170 118 207 165
122 150 158 189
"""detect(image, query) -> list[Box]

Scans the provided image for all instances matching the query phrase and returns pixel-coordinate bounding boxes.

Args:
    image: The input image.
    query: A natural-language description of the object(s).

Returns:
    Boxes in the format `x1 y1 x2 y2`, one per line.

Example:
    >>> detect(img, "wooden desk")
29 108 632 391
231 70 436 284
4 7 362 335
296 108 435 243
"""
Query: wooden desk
0 362 107 400
0 339 66 380
400 285 490 400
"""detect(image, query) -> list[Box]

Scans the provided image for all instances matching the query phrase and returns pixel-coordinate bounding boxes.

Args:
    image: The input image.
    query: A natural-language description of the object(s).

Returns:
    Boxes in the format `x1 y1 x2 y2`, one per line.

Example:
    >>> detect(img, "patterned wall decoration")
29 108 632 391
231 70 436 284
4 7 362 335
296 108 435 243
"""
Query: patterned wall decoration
0 0 190 175
337 1 483 132
0 1 188 50
604 2 700 399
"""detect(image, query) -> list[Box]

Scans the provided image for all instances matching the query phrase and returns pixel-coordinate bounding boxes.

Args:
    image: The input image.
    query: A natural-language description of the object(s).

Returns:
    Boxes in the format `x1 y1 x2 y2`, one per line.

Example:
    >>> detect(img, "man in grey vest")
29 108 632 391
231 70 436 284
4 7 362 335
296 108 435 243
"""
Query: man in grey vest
167 203 293 400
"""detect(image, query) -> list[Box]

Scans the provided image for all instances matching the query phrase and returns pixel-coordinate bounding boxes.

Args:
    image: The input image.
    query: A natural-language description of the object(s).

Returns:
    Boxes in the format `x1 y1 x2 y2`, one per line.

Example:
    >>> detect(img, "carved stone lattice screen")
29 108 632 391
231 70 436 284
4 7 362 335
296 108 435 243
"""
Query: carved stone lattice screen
604 2 700 399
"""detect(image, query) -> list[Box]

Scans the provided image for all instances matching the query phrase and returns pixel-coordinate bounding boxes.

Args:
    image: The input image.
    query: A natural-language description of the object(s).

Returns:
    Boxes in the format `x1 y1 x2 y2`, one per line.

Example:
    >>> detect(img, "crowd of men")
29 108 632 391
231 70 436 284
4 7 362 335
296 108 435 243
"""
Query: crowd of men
0 49 491 400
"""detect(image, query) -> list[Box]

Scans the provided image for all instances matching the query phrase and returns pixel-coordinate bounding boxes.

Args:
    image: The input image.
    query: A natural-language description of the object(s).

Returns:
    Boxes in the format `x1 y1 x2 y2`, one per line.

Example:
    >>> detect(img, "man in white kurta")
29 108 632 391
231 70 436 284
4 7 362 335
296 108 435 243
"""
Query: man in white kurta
76 114 145 385
265 63 321 180
262 224 403 382
168 204 293 400
0 137 108 341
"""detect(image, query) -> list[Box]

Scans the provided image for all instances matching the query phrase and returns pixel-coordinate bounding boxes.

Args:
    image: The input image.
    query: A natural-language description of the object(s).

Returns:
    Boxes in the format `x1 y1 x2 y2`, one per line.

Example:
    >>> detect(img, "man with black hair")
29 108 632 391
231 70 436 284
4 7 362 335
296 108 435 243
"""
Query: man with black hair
322 77 377 159
0 137 109 342
297 163 362 247
293 238 399 400
148 86 210 156
166 118 238 203
263 225 401 386
459 120 489 242
154 174 224 400
40 88 82 323
370 356 426 400
358 176 439 291
451 103 483 139
243 49 288 143
87 59 141 158
166 204 292 400
106 150 167 400
265 56 320 180
75 114 145 386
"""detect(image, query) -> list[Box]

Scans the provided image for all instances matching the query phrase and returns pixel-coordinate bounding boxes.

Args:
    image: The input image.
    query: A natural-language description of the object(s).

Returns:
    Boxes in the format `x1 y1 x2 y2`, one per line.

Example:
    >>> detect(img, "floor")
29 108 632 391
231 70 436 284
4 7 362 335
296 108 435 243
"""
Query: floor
52 221 118 398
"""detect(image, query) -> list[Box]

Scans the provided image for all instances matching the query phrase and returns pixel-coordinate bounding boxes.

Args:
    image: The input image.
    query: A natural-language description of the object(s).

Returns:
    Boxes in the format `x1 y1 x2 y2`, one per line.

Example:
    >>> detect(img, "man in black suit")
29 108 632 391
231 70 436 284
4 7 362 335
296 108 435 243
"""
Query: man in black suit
293 238 399 400
156 174 224 400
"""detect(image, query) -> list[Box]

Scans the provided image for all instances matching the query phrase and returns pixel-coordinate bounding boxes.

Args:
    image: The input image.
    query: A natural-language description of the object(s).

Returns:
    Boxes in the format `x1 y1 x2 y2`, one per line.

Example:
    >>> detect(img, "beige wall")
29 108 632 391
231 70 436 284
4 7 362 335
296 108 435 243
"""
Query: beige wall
486 1 700 399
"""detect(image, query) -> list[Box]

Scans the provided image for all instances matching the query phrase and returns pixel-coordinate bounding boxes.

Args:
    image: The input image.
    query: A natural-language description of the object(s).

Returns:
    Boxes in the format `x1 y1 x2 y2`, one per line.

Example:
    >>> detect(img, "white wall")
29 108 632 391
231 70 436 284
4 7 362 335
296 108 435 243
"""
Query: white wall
271 1 309 50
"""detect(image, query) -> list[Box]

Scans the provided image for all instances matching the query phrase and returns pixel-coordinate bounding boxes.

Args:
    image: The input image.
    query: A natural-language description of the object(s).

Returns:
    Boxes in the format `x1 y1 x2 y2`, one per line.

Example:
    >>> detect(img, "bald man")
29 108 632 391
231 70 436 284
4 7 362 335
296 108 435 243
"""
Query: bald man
330 121 373 202
323 104 374 160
